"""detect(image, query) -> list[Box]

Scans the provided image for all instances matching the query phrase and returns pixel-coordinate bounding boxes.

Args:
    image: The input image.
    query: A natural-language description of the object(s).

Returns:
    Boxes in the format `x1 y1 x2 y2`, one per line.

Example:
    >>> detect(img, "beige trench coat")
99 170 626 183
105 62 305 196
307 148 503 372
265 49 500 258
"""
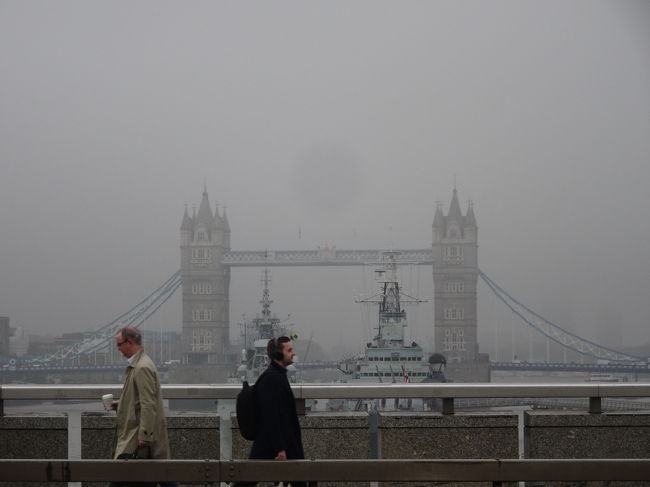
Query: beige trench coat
113 349 171 459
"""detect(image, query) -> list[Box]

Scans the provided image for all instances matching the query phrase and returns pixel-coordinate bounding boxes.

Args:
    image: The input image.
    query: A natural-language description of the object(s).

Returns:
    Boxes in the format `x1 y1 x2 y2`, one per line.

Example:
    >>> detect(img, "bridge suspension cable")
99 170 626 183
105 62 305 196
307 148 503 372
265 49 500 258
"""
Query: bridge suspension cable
478 269 645 363
29 271 182 364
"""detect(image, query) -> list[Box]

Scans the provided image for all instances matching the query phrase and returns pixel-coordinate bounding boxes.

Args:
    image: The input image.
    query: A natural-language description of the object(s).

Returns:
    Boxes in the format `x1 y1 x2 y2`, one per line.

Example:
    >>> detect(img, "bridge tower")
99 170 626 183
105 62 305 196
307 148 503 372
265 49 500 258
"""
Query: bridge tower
179 187 231 364
432 188 487 380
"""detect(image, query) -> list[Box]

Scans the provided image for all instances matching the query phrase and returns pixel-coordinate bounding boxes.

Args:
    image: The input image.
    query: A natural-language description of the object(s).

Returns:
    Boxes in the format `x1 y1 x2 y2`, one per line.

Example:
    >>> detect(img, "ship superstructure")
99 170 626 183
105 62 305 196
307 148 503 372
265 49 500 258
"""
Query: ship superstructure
232 267 296 383
339 251 446 384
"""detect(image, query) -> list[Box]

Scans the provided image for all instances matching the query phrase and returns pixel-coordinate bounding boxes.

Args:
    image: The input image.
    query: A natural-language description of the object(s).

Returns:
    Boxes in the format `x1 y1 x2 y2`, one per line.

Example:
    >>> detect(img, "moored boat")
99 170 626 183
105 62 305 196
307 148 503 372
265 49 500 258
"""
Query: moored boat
230 267 297 383
336 251 447 410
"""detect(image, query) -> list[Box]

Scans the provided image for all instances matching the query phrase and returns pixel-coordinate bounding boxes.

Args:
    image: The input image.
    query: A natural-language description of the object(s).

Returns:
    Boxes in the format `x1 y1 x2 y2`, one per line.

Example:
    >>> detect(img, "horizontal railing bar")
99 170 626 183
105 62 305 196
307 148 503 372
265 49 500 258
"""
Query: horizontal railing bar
2 459 650 482
2 383 650 400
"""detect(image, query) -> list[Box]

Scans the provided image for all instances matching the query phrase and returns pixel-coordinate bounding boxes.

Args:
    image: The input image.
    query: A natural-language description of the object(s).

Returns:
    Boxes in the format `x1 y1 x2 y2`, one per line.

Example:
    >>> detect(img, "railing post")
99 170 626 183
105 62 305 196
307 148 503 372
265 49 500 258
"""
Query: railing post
0 398 4 417
442 397 454 415
368 410 381 459
589 396 602 414
369 410 381 487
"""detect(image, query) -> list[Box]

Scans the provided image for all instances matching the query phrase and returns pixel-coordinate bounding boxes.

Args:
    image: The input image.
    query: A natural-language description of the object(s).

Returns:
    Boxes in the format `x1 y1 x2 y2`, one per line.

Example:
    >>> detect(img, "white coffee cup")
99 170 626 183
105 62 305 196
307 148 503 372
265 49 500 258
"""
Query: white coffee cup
102 393 114 411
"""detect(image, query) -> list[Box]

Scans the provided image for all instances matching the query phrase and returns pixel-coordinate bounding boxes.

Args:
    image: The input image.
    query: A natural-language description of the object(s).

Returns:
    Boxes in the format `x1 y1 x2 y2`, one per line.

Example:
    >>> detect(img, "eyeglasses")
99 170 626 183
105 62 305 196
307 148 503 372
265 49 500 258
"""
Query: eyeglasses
116 340 128 348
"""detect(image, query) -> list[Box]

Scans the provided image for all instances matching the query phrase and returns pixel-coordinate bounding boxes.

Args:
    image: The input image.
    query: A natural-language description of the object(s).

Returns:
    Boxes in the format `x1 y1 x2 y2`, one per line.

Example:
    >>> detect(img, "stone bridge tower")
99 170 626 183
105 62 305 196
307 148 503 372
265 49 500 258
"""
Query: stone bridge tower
179 187 231 364
432 188 488 381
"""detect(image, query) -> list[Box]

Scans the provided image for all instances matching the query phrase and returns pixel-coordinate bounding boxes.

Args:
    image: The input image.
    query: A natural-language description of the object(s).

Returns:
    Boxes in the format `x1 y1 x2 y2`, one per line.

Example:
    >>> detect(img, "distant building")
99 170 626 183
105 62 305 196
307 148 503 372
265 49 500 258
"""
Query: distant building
54 332 85 346
9 326 29 357
27 333 57 358
141 329 183 365
0 316 10 358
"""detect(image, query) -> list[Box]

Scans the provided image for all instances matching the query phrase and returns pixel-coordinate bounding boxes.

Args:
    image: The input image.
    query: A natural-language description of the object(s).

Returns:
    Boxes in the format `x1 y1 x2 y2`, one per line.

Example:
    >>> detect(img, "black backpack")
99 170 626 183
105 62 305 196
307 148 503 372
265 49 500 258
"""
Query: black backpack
236 380 258 440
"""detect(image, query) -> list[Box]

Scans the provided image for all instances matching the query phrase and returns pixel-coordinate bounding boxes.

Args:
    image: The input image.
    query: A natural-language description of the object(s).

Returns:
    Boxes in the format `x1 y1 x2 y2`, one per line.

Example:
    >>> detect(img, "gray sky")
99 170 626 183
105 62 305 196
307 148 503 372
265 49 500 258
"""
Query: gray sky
1 1 649 359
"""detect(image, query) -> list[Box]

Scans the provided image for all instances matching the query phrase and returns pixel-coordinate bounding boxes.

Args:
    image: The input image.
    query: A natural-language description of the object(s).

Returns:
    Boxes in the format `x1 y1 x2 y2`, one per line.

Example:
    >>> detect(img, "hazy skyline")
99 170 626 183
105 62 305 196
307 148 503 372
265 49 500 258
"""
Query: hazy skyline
1 1 649 359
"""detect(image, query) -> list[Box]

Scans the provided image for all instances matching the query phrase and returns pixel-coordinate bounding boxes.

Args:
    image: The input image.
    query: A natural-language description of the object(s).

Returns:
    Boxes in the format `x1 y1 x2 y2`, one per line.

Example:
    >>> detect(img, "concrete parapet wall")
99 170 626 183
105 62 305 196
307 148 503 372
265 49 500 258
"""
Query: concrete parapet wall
81 412 220 458
6 410 650 487
81 412 219 486
524 411 650 458
0 413 67 487
302 413 370 460
524 411 650 486
380 412 518 458
380 412 518 487
80 413 114 460
233 412 370 487
167 413 220 459
232 412 370 459
234 411 518 487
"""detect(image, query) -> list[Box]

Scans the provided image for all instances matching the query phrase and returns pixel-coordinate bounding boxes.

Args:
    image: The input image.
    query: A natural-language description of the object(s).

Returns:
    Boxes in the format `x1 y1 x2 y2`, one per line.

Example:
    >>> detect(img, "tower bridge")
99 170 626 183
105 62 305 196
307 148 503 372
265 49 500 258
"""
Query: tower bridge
179 186 482 380
14 186 647 381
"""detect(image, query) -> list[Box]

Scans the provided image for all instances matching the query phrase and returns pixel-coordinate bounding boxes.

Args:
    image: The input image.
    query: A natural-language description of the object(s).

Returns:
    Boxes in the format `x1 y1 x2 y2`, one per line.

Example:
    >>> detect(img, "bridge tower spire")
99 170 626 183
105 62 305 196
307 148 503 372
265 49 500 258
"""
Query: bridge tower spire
179 187 231 366
432 188 487 381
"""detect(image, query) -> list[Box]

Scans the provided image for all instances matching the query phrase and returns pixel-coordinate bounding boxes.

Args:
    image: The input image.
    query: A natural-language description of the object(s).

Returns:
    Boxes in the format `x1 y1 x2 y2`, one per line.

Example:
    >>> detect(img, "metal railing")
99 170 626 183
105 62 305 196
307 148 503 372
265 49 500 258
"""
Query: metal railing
2 459 650 484
4 384 650 484
3 382 650 415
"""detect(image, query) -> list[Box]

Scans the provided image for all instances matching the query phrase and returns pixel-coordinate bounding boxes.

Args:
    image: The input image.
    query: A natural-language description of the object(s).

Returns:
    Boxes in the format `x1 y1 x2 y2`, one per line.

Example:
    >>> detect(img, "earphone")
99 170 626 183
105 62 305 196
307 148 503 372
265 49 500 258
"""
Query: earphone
268 337 286 361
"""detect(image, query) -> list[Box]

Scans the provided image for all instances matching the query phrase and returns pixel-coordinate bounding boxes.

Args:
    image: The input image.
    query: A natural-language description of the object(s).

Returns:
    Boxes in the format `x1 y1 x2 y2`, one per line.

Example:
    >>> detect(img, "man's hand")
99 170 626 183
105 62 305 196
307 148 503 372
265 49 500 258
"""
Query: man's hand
274 450 287 461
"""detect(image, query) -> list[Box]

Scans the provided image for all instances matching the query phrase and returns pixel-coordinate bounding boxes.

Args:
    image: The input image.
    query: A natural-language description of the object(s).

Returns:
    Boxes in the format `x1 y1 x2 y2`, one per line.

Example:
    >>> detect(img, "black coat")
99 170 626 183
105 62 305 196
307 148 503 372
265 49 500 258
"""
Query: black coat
249 361 304 460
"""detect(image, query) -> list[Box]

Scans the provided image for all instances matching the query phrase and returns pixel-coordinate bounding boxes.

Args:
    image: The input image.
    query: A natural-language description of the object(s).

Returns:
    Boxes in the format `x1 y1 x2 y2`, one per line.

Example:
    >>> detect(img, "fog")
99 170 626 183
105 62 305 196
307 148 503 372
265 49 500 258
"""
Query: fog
1 1 649 360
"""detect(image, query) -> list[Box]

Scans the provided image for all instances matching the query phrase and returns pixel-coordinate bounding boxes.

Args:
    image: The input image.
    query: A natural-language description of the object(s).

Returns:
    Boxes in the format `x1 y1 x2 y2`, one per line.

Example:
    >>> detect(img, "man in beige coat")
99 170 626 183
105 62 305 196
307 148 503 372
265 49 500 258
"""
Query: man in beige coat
109 326 173 487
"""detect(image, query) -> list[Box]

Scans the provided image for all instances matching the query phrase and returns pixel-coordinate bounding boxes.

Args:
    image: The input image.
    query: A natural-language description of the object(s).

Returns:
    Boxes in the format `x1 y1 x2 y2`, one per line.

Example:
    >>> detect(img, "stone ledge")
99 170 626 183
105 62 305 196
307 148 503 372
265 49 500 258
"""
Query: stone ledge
379 411 518 428
525 411 650 427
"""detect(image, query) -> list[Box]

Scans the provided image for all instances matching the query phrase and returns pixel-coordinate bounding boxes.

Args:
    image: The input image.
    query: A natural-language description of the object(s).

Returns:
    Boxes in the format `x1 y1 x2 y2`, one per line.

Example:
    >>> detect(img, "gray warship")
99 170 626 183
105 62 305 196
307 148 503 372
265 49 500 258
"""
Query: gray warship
231 267 297 383
337 251 446 408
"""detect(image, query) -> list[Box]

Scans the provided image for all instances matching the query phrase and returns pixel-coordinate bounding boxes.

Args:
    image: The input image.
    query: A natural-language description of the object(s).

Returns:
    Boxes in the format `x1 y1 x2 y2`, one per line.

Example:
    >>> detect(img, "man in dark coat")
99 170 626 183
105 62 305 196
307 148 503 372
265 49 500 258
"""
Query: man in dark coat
236 335 305 487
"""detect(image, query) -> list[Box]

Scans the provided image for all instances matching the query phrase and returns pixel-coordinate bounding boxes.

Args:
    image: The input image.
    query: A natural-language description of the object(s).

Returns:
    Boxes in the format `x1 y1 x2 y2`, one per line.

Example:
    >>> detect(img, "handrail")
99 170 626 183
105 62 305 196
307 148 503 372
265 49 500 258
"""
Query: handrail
3 382 650 400
3 382 650 416
1 459 650 483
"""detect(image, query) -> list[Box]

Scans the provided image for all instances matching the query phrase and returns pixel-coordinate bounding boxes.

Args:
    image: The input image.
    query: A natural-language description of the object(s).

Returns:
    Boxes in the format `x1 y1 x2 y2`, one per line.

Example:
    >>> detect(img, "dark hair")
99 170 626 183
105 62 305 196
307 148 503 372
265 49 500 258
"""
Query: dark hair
118 326 142 345
267 336 291 360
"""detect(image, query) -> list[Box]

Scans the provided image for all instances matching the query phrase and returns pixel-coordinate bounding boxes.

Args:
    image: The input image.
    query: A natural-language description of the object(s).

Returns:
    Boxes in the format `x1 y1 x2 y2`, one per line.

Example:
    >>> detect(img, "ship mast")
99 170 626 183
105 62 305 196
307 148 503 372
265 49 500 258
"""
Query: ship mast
378 251 402 315
255 265 282 340
260 267 272 320
357 251 425 348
